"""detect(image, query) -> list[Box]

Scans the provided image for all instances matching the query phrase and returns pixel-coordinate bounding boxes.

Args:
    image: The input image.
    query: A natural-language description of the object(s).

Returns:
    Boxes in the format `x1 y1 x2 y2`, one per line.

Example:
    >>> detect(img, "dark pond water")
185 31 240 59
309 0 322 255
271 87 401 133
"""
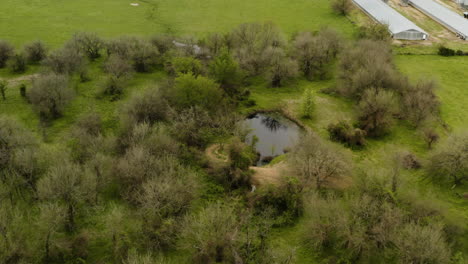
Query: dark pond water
243 113 301 166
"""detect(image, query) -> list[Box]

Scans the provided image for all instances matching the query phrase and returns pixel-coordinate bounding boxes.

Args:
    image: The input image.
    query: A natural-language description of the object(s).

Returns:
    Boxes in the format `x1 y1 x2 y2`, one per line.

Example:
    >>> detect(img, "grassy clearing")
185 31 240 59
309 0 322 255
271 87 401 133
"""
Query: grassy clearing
0 0 356 47
395 55 468 130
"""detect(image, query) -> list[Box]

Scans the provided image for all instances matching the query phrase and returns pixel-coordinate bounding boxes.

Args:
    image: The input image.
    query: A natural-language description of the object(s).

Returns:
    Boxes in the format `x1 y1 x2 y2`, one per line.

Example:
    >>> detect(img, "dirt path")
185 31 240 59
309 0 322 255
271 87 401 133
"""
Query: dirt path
0 74 38 85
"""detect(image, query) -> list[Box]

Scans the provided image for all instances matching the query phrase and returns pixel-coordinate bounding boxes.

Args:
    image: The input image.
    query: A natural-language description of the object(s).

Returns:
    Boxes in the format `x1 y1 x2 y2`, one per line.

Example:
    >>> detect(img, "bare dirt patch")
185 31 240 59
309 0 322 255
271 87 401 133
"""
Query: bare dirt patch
205 143 289 187
250 162 289 187
0 74 38 85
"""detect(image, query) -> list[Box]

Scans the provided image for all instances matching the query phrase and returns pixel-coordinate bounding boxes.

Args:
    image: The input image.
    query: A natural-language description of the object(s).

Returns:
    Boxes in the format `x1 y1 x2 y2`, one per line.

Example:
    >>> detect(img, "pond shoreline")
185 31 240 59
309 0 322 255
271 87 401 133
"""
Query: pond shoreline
245 108 308 131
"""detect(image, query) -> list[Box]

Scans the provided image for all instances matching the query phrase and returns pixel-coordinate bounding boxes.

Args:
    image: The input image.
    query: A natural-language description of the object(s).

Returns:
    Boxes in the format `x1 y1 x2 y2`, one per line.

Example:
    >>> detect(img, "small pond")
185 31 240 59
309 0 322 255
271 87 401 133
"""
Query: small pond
243 113 301 166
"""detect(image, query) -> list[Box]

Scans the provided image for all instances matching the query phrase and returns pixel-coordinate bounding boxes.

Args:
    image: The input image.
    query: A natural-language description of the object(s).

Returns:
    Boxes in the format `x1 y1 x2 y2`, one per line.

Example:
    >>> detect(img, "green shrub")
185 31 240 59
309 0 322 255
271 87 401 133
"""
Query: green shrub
327 120 366 147
168 73 224 111
300 88 314 119
0 40 14 68
8 53 27 73
438 46 455 56
23 41 47 63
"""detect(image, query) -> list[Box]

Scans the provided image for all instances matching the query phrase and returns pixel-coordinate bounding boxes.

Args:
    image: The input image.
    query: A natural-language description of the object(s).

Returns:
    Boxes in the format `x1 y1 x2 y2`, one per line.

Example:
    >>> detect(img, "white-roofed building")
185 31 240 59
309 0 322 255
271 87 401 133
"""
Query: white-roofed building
353 0 429 40
409 0 468 39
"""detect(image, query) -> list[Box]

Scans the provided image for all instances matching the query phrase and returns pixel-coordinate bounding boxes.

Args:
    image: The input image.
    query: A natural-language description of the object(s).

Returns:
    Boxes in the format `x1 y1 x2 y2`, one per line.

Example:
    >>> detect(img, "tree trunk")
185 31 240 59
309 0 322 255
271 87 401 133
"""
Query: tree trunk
66 204 75 233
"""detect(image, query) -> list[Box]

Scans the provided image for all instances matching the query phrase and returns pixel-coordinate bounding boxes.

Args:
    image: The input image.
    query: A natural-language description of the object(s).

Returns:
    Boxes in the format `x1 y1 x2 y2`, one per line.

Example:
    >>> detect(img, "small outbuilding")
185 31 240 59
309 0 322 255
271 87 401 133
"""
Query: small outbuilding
353 0 429 40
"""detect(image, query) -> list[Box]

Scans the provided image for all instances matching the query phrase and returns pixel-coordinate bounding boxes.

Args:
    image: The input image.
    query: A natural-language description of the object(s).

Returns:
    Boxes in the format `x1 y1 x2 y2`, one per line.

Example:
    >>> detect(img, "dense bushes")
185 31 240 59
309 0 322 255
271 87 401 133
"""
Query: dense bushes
327 120 367 147
167 73 224 111
358 22 391 41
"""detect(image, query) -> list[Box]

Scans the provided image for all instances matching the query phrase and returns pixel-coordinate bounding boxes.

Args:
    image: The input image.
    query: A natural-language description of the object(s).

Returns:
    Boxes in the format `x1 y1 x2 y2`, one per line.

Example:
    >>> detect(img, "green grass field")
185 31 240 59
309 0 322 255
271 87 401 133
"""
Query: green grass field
1 0 356 47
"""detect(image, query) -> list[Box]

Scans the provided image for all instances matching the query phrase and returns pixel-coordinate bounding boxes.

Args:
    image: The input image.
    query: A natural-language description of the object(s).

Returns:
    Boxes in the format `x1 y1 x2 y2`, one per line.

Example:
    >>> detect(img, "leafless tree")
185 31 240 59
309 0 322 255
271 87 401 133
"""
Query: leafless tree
290 133 350 190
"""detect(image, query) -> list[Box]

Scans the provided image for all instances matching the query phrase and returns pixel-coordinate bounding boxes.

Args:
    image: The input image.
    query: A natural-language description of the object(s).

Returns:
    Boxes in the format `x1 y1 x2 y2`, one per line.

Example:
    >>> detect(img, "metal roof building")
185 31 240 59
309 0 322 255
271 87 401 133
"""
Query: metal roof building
409 0 468 39
353 0 428 40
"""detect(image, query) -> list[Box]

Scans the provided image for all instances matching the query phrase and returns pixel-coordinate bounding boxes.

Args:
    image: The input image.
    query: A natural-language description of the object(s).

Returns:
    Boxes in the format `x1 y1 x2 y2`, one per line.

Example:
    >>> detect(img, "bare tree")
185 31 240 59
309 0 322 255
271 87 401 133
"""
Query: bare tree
28 73 74 119
290 133 350 190
72 32 103 60
0 116 38 189
229 22 286 76
401 79 440 126
294 29 341 80
120 87 169 129
23 41 47 64
392 222 451 264
37 160 96 232
37 203 66 262
104 54 133 79
43 45 85 75
358 88 397 137
337 40 394 98
181 202 241 263
264 47 298 87
423 128 439 149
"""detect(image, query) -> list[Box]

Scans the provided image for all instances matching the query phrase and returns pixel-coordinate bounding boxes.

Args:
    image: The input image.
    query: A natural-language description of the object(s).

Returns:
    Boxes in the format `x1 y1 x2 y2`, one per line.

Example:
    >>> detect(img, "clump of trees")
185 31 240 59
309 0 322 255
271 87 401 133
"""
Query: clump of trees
337 40 440 137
